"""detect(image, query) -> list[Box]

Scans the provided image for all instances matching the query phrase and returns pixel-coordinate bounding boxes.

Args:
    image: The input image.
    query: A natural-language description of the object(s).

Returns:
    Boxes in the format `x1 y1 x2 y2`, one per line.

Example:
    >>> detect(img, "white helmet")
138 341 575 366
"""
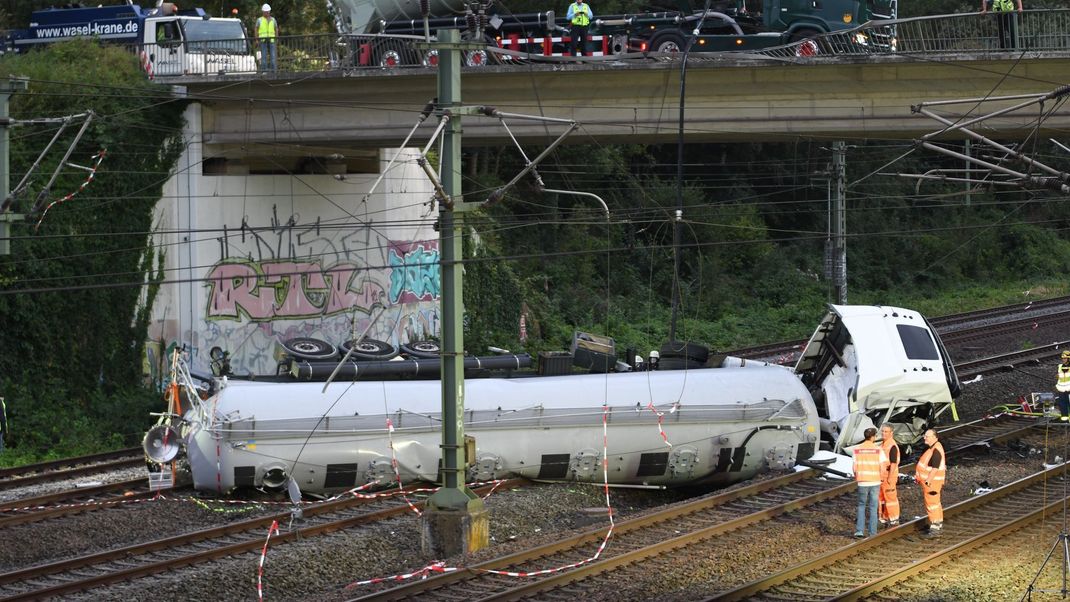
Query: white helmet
261 3 271 11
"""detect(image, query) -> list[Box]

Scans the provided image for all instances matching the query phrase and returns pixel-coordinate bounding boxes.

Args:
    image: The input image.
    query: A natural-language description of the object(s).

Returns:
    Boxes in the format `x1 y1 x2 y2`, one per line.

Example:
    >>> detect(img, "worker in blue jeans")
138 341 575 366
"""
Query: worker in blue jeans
256 3 279 71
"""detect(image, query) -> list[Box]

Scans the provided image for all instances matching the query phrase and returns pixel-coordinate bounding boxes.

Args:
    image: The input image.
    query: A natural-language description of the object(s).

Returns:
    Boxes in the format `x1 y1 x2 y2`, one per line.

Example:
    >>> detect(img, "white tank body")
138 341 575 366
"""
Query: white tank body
182 364 820 494
331 0 468 33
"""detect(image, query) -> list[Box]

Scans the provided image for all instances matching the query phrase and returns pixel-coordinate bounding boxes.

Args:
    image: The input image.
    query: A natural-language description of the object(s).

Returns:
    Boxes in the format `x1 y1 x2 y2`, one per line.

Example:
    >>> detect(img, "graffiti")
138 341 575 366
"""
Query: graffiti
206 260 389 321
388 243 440 303
185 205 441 376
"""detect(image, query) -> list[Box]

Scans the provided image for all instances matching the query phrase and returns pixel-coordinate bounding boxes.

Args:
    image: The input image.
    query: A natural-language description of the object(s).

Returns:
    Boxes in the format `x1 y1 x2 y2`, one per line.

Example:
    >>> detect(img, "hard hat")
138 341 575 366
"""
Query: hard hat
1062 350 1070 360
262 3 271 11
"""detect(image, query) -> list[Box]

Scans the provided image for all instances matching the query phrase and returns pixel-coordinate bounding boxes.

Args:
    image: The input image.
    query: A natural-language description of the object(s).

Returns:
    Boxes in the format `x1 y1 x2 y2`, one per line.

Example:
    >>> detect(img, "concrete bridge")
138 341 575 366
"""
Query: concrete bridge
164 10 1070 172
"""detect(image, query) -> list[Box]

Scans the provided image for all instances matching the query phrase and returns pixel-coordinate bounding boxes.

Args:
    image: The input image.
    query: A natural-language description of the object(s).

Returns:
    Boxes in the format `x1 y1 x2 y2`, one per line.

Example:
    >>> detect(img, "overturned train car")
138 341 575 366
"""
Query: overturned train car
149 304 959 495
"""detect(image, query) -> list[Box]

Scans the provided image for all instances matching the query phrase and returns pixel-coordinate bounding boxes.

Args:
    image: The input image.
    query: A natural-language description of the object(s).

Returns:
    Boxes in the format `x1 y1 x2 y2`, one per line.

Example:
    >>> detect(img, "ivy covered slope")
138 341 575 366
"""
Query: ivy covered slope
0 40 185 464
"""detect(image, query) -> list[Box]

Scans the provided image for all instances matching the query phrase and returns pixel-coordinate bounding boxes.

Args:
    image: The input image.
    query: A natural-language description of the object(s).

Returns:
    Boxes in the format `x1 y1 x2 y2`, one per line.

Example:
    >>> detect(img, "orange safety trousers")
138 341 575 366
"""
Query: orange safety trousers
879 480 899 522
922 483 943 524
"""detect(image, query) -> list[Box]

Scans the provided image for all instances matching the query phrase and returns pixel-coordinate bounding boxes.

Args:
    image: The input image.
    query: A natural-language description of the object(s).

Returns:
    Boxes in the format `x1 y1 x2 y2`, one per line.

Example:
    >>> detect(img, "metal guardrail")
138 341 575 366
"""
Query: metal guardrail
135 9 1070 78
749 9 1070 59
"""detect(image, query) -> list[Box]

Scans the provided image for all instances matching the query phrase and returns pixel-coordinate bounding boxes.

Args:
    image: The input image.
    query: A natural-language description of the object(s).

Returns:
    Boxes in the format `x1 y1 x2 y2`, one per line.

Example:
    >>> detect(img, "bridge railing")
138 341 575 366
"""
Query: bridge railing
139 33 435 77
748 9 1070 59
134 9 1070 78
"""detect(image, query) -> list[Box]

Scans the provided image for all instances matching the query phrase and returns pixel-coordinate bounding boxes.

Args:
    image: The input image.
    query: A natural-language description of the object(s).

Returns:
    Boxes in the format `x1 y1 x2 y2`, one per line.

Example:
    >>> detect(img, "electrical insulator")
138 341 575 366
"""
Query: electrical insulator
420 0 430 17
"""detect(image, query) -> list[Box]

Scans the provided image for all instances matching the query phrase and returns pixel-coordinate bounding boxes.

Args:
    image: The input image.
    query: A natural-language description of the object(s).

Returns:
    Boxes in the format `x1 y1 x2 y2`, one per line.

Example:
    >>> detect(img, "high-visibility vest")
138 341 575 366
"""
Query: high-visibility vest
853 441 886 484
257 17 277 41
993 0 1014 11
916 441 946 489
1057 364 1070 392
881 437 900 483
570 3 591 26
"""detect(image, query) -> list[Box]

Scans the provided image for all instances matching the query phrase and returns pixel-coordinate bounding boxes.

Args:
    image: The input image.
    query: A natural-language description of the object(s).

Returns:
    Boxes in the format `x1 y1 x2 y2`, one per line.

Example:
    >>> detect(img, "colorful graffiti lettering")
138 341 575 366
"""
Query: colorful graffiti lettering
388 243 440 303
205 260 389 321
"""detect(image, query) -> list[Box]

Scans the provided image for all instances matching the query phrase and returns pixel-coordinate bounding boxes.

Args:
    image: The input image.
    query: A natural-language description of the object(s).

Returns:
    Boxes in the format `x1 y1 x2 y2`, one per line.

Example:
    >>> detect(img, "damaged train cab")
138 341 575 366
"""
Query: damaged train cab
794 305 961 452
145 304 959 496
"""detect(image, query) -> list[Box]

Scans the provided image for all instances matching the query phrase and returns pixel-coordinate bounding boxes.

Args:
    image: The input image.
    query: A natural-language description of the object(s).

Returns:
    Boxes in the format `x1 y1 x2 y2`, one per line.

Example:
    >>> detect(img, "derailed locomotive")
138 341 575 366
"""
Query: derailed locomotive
145 304 959 495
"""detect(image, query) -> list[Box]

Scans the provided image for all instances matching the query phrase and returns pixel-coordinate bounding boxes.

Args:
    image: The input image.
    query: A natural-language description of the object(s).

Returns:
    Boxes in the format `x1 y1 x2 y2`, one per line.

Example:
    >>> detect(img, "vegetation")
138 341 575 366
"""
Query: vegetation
0 40 185 465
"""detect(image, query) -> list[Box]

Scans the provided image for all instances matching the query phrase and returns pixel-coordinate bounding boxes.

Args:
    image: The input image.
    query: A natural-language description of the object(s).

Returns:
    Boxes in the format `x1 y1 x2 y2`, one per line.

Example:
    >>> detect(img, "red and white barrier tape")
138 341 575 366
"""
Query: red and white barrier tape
386 418 423 516
346 561 457 588
257 519 280 601
645 401 675 447
34 149 106 232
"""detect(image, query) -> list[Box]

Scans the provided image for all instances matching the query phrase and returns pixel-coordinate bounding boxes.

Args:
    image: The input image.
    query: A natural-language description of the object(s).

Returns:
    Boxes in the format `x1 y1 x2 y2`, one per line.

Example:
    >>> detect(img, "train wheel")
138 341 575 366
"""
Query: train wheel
282 337 338 360
342 338 400 361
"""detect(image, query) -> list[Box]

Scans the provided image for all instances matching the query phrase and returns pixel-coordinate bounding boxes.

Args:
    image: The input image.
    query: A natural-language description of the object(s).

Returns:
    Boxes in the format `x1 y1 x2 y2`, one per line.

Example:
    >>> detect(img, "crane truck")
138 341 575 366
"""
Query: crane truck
2 2 255 77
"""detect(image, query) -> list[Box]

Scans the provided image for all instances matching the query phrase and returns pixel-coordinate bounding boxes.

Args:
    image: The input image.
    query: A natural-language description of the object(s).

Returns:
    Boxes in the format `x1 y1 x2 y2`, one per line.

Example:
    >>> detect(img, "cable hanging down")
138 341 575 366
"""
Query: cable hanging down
33 149 107 232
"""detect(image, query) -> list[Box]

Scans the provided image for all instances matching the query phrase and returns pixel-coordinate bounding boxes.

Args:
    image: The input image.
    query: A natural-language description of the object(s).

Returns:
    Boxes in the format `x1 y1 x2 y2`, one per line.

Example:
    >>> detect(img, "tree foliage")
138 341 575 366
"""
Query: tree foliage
0 40 185 460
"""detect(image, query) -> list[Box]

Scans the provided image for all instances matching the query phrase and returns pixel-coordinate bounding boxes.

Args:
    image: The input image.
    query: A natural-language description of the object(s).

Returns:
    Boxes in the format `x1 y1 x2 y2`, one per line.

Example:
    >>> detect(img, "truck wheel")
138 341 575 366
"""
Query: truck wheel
373 41 418 69
789 27 822 43
283 338 338 360
342 338 400 361
651 32 686 54
401 340 441 359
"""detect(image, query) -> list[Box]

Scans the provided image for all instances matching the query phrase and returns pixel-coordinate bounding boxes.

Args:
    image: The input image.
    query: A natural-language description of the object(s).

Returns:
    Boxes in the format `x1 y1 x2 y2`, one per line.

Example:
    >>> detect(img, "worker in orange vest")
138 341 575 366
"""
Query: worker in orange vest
853 427 889 538
878 424 900 527
915 428 946 533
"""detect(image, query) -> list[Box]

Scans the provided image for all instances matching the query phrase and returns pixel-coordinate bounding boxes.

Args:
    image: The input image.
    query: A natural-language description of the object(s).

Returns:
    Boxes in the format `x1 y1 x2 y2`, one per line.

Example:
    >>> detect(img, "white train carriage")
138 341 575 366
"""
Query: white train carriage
179 363 819 494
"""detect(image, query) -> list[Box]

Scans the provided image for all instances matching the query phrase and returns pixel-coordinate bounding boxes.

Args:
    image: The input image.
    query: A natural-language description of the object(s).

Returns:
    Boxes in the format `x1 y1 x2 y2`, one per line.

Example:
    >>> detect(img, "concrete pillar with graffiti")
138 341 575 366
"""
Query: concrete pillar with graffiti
147 103 439 378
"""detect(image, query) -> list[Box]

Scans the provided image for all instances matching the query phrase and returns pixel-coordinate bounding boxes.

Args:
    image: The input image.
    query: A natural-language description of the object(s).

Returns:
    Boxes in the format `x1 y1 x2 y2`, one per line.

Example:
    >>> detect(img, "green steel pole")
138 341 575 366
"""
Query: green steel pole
0 77 27 256
438 26 466 498
425 28 484 512
422 28 487 558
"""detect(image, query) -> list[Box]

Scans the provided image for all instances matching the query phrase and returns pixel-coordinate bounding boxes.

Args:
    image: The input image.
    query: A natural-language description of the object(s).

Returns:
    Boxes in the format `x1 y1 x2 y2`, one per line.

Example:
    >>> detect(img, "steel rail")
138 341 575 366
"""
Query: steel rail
351 416 1039 601
729 303 1070 361
710 462 1069 601
0 456 145 492
0 478 159 528
835 488 1066 600
0 447 140 480
956 341 1069 379
0 479 524 600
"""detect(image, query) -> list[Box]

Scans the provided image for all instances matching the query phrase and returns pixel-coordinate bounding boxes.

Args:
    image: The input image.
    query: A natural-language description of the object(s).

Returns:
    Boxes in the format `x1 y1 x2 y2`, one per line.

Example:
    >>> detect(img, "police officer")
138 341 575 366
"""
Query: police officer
981 0 1023 49
1056 350 1070 421
567 0 593 57
256 3 279 71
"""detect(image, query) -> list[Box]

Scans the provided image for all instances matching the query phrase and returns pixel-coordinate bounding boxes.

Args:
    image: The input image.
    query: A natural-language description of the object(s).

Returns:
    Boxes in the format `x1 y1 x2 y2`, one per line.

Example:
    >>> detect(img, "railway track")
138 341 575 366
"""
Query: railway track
956 341 1069 380
0 478 159 528
0 448 144 492
729 297 1070 362
712 463 1069 601
351 415 1040 601
0 479 524 601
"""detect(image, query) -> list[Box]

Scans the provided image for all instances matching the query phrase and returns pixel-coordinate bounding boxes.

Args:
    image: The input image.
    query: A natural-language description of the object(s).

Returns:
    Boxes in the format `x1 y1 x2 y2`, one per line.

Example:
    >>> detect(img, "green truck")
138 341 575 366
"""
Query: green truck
626 0 894 54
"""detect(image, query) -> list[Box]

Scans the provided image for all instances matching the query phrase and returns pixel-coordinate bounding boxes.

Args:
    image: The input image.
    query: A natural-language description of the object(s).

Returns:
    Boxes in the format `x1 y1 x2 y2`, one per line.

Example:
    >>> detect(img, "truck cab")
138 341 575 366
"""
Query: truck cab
4 3 255 77
143 12 255 76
